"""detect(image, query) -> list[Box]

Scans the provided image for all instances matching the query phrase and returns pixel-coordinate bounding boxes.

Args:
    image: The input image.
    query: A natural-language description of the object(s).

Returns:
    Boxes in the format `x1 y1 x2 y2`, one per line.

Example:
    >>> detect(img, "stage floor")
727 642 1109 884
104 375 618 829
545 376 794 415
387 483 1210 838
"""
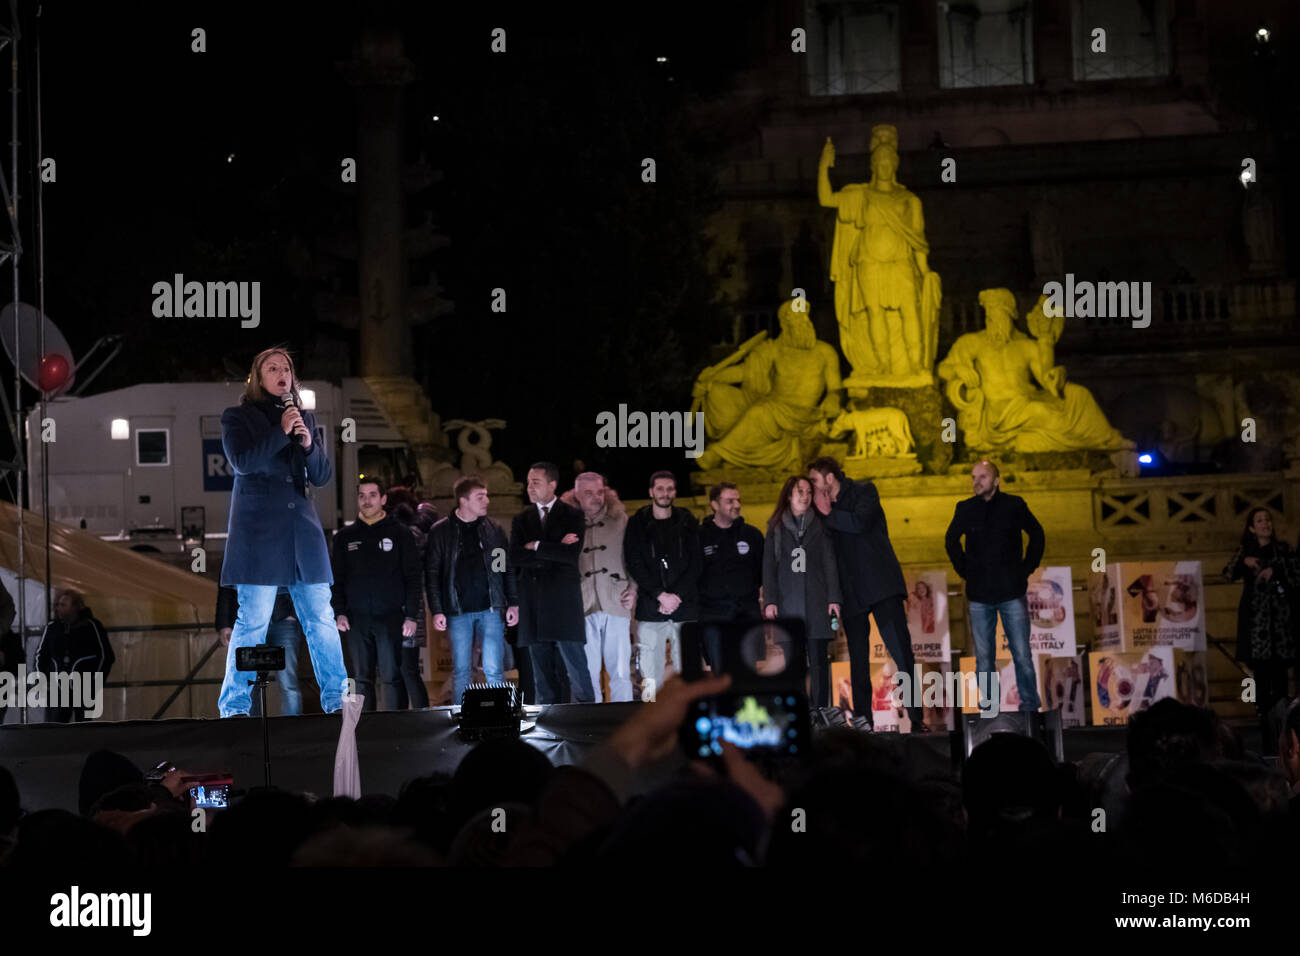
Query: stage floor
0 704 1264 814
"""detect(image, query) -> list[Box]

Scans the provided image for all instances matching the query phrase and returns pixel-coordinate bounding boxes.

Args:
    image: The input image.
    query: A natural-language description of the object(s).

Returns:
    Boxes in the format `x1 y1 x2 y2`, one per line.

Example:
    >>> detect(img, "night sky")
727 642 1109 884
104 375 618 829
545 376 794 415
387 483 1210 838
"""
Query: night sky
8 1 754 496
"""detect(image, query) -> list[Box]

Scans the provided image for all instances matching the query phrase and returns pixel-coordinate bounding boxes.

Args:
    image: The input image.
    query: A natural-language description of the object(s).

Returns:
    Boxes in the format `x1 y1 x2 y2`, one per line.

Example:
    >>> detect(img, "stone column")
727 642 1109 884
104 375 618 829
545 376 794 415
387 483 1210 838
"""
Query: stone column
343 28 415 378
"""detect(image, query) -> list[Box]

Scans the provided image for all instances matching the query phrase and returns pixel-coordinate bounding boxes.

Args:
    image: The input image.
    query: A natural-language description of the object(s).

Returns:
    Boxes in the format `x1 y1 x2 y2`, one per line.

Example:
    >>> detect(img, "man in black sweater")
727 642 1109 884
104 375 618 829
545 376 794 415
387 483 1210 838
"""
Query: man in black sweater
945 459 1045 712
332 481 423 711
809 456 925 732
697 482 765 671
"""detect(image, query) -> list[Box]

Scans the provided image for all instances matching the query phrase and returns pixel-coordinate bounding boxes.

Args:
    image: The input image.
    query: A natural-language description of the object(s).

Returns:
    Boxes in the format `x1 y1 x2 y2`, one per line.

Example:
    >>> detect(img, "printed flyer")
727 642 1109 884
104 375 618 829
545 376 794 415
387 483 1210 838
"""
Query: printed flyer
870 569 952 663
1091 561 1205 652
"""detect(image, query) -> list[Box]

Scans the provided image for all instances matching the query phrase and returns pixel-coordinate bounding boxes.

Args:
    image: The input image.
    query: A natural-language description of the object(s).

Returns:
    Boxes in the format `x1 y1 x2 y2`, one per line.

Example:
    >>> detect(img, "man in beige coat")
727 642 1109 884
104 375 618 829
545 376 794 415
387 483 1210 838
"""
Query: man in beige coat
566 473 637 701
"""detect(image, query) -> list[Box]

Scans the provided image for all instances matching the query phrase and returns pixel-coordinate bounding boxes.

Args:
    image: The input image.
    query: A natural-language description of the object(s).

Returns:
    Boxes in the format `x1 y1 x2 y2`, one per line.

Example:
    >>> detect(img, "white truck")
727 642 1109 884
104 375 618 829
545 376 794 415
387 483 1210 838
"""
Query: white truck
26 379 419 563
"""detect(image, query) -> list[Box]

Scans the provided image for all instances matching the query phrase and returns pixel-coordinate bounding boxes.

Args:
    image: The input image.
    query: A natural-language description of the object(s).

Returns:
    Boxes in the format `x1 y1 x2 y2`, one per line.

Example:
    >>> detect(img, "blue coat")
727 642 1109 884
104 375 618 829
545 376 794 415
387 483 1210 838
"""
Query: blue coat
220 401 334 587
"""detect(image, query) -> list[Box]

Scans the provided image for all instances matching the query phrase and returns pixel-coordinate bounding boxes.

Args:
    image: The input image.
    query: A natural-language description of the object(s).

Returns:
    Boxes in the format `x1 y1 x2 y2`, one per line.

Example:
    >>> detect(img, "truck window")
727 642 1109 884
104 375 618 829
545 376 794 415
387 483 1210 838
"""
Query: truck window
136 429 170 466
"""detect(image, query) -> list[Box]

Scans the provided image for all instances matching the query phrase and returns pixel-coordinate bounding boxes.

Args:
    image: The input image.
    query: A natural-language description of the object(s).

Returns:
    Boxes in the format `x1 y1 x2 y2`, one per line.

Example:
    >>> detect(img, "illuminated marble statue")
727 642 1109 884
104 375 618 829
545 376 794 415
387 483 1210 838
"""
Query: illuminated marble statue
427 419 522 496
829 406 915 460
819 125 941 385
937 288 1133 453
693 300 841 470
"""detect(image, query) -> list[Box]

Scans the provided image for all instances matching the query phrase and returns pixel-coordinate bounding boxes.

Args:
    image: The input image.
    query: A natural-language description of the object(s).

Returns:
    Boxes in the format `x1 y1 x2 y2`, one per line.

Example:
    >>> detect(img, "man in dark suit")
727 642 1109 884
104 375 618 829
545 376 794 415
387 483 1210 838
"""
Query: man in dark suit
808 456 925 732
510 461 594 704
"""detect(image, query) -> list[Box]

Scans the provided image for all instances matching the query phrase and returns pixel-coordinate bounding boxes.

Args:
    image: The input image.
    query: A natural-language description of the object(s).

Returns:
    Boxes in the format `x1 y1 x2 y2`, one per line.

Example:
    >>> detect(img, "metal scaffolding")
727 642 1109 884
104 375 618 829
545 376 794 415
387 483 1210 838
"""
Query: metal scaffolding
0 0 52 724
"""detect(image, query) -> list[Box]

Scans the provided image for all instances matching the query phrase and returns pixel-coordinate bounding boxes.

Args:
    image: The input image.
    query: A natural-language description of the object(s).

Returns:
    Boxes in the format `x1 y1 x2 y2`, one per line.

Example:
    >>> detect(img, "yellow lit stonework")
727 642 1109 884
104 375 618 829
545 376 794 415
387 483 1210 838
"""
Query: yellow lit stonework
937 289 1133 454
819 125 942 388
693 300 841 471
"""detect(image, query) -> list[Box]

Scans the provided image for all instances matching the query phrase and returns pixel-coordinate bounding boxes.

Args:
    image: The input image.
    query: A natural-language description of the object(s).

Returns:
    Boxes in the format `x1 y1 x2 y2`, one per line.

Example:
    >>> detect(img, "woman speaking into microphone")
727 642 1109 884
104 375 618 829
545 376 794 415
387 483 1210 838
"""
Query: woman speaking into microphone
217 347 348 717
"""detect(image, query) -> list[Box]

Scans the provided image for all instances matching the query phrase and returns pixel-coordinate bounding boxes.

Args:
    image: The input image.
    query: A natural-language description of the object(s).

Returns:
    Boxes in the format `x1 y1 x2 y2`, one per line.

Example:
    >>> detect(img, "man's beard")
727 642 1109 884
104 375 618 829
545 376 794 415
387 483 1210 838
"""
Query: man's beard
778 314 816 350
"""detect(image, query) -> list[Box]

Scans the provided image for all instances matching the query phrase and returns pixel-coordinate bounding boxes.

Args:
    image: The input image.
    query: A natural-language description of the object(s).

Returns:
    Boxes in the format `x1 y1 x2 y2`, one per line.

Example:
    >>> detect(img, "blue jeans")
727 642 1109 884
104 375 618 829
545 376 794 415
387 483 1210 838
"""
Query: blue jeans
249 617 303 717
219 583 348 717
447 609 506 706
969 596 1041 712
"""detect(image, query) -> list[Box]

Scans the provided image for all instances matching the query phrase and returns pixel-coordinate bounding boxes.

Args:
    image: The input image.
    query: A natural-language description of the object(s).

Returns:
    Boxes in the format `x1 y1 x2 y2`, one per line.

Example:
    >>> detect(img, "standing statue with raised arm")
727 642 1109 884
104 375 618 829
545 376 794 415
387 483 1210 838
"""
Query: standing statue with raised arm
819 125 941 385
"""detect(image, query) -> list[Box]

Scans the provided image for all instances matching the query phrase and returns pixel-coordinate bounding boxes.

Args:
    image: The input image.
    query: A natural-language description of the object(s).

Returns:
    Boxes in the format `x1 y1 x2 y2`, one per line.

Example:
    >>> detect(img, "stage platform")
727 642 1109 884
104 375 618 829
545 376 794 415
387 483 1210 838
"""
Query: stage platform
0 704 1265 814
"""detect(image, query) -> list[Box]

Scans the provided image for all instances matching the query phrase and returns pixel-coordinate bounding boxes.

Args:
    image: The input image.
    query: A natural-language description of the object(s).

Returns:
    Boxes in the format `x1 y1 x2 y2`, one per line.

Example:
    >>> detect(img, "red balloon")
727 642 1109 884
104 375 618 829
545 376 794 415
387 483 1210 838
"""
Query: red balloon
37 352 71 392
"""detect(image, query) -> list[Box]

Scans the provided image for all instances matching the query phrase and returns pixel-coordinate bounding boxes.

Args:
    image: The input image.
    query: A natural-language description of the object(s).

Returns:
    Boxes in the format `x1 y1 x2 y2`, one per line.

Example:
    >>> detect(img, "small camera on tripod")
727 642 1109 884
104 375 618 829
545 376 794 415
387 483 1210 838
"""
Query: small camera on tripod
236 645 286 672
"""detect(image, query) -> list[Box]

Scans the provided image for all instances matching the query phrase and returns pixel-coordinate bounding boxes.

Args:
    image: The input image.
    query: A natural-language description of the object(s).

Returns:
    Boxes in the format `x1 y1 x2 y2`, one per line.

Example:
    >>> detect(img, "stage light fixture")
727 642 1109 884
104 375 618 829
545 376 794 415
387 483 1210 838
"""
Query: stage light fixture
455 682 523 741
960 710 1065 763
1138 453 1153 465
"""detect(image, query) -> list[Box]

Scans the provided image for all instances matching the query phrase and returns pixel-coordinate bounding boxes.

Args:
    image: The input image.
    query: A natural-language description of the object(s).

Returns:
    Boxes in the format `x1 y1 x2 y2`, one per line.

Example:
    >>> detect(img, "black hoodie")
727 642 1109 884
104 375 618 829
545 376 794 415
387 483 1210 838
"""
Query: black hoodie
35 607 113 677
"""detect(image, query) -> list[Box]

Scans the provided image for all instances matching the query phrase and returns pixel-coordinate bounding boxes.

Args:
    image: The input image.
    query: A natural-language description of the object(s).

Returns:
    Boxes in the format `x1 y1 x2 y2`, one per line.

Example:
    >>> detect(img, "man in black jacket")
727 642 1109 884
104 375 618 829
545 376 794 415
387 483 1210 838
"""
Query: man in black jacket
623 470 701 699
34 589 113 722
331 480 422 711
425 476 518 706
945 459 1045 712
698 482 764 671
809 457 925 731
511 462 592 704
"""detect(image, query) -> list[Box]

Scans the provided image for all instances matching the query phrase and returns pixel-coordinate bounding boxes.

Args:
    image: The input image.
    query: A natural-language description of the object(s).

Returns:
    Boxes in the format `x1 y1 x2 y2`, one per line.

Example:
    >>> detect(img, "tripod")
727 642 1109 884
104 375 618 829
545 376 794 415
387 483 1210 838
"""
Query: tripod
247 671 276 788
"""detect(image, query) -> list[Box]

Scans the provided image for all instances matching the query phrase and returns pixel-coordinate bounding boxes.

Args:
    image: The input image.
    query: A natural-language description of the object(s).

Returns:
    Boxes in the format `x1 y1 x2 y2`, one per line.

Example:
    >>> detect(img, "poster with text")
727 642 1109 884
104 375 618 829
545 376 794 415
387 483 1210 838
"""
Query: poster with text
996 566 1078 658
958 654 1039 715
870 569 951 663
1038 652 1087 728
868 659 955 732
1092 562 1205 652
1088 647 1184 726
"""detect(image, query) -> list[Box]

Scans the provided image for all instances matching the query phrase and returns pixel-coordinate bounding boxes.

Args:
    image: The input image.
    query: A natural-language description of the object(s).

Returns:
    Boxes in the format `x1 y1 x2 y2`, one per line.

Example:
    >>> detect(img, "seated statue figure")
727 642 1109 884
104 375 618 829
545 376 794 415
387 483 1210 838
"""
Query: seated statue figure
693 300 842 470
937 288 1133 453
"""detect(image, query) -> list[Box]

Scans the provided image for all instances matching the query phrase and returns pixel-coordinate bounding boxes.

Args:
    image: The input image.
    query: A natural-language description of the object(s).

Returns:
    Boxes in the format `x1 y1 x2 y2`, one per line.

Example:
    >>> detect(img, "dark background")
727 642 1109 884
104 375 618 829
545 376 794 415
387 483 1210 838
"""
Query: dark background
4 0 756 497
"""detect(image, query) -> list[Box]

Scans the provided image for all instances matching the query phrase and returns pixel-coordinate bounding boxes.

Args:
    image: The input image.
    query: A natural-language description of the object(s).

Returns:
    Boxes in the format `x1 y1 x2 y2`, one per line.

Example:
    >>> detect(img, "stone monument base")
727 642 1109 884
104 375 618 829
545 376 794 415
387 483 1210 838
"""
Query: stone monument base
948 448 1129 476
845 371 936 393
840 383 953 476
842 456 923 479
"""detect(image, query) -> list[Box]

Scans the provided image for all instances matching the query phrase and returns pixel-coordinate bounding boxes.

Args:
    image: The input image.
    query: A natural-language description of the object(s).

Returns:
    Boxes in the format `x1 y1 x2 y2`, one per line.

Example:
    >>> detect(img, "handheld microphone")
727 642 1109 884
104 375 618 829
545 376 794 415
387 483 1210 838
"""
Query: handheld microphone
280 391 306 446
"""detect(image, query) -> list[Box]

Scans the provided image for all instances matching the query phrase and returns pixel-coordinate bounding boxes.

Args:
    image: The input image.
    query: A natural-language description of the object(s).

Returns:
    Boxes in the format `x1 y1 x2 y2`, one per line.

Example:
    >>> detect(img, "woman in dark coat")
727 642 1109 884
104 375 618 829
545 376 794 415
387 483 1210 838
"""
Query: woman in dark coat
217 347 348 717
762 475 842 709
1225 507 1299 751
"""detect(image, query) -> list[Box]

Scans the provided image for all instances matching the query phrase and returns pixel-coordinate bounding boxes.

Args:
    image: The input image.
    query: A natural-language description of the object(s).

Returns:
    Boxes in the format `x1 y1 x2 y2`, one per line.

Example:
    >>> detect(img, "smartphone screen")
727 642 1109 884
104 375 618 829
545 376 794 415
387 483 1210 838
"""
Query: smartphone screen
684 692 808 758
190 784 231 809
